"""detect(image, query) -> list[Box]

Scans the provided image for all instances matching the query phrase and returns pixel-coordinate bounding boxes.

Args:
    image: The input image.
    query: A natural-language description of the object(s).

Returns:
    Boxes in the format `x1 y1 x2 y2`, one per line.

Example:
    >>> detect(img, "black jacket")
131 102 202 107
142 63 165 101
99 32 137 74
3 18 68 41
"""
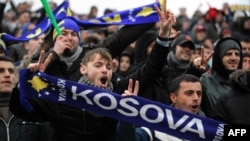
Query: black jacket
10 38 169 141
0 115 54 141
126 31 171 104
212 70 250 125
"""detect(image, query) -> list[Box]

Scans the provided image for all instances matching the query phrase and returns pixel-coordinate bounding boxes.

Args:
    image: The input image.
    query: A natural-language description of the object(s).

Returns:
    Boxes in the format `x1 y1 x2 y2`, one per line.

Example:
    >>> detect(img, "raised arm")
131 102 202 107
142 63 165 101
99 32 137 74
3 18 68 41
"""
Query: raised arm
115 0 178 94
97 23 155 58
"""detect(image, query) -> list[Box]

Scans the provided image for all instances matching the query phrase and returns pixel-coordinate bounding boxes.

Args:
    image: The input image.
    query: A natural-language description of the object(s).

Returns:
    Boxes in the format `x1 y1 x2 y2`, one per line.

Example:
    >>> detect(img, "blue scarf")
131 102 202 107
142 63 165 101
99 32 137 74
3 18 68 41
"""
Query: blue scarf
19 69 225 141
1 1 159 42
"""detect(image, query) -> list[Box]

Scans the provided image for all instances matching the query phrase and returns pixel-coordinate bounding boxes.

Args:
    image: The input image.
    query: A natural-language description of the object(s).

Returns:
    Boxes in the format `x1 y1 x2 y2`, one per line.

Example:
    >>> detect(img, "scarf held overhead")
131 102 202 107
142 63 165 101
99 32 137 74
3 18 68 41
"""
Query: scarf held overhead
19 69 225 141
0 1 159 42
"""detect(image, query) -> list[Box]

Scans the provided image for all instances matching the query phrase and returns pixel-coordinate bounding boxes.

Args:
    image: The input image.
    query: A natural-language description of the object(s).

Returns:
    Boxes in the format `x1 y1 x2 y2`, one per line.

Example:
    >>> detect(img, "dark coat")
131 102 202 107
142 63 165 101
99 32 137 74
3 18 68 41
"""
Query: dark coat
212 70 250 124
0 115 54 141
126 31 171 104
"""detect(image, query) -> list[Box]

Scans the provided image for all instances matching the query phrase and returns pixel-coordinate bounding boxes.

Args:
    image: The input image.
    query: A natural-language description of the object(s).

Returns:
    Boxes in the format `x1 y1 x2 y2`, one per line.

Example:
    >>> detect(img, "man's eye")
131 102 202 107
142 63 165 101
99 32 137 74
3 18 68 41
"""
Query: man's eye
0 68 4 73
8 69 14 74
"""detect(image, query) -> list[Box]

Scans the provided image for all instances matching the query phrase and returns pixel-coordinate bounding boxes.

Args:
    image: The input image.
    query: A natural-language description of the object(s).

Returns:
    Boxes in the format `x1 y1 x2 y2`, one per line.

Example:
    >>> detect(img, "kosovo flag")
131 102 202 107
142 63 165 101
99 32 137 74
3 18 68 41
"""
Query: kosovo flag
0 0 70 42
0 1 160 42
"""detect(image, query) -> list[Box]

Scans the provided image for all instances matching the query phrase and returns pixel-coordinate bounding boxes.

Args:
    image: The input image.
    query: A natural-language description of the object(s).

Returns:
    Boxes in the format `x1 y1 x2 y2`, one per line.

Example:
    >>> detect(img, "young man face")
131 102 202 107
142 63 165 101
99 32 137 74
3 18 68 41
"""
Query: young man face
59 29 80 56
0 61 15 93
170 81 202 114
175 44 193 62
222 49 240 71
80 53 113 88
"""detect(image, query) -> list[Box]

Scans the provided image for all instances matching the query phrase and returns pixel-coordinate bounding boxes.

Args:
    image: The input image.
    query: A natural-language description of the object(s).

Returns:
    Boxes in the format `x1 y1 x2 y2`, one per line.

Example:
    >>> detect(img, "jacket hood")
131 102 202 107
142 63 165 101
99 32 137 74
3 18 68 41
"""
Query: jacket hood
212 37 243 80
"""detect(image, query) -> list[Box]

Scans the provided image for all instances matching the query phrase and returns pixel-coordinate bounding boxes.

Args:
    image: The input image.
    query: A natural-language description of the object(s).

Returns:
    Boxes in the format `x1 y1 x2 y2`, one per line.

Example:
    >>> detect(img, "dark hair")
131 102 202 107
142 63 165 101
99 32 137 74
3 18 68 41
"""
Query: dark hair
168 74 200 93
0 56 14 63
118 51 134 65
243 52 250 58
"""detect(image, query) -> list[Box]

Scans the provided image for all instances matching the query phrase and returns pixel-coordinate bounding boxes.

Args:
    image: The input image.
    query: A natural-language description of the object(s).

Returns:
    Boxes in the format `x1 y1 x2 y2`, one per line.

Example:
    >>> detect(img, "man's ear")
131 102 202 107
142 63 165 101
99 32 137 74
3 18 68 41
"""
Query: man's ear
169 92 177 104
80 64 87 75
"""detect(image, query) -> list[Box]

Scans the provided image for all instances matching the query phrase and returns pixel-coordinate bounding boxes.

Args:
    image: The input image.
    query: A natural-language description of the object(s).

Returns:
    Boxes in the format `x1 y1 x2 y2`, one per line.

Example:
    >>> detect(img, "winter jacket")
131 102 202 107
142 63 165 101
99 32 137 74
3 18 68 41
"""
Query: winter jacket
0 115 54 141
10 39 170 141
200 72 232 117
212 70 250 124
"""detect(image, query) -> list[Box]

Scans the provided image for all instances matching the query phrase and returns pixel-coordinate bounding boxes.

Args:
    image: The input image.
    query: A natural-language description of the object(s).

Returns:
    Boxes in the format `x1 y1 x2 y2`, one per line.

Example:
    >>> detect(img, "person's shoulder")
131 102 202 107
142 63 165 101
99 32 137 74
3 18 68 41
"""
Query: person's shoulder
200 73 212 80
200 73 219 86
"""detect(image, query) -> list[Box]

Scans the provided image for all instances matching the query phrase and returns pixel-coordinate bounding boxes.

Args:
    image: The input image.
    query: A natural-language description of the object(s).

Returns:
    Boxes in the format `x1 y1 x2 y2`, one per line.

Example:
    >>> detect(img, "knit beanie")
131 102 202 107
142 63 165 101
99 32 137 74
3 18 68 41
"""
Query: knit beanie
212 37 243 80
53 18 81 41
219 39 241 58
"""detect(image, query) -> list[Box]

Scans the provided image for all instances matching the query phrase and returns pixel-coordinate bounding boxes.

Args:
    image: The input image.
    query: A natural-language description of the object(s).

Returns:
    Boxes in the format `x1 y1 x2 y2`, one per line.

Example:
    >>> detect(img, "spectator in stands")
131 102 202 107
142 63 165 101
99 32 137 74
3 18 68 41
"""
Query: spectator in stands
191 37 243 117
0 56 54 141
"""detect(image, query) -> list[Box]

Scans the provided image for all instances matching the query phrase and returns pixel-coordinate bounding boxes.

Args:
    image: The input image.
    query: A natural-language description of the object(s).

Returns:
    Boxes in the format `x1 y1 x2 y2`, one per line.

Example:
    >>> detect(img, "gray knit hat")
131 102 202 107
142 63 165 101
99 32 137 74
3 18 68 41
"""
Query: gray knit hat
219 39 241 58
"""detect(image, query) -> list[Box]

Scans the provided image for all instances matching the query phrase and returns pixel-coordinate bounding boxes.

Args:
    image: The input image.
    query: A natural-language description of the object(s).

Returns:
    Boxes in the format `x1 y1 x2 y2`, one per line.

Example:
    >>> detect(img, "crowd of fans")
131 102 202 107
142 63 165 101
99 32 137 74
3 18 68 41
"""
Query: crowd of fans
0 0 250 141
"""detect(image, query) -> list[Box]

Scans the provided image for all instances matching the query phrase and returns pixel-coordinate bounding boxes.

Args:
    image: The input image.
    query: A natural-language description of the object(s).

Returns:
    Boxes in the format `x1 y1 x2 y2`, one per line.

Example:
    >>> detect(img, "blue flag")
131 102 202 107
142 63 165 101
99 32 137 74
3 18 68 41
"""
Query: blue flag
1 1 159 42
75 2 159 29
19 69 225 141
0 0 69 42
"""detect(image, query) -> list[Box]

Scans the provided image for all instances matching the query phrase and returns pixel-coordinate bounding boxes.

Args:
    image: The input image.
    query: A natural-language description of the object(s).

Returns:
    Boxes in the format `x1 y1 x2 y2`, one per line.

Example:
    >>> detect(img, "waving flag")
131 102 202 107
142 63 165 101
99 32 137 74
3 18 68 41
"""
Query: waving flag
1 1 159 42
0 0 70 42
75 2 159 29
19 69 225 141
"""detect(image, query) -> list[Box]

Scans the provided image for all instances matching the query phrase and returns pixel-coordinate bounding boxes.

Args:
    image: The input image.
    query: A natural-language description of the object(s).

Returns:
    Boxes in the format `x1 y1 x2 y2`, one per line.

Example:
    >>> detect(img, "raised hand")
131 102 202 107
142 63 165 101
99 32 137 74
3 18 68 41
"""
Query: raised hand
28 50 53 73
193 46 214 71
53 35 73 56
122 79 139 96
154 0 178 38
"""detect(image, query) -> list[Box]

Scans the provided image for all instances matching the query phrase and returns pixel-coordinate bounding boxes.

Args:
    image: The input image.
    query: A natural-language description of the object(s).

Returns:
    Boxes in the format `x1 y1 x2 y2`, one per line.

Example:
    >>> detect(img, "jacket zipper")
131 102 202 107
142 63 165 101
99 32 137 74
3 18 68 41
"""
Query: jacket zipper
0 115 14 141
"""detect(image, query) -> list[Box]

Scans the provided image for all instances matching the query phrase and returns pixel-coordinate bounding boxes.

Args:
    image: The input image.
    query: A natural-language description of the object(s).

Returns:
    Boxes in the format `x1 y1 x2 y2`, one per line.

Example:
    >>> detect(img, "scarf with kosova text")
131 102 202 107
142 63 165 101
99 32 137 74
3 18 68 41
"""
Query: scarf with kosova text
18 69 225 141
